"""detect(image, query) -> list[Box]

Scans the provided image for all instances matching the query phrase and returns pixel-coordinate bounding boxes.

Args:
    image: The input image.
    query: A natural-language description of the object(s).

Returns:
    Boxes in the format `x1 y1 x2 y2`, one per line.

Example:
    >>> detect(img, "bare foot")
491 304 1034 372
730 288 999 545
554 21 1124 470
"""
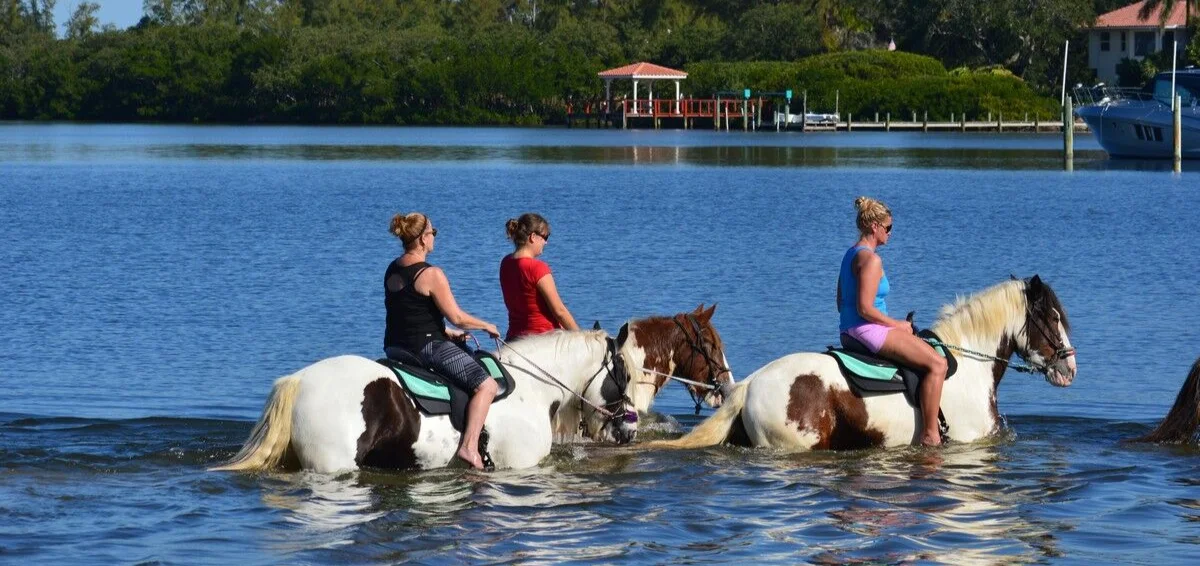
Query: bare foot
456 447 484 470
920 432 942 447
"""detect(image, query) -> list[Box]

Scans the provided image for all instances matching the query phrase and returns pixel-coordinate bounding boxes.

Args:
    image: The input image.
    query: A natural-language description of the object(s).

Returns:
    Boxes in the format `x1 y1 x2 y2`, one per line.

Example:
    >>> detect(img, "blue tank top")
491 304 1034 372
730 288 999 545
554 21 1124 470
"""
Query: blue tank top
839 245 889 331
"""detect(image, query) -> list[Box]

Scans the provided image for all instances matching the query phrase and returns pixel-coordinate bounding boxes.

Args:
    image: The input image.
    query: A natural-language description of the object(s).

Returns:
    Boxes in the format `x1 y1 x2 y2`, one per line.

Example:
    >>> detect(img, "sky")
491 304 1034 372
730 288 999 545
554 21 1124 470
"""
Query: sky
53 0 144 34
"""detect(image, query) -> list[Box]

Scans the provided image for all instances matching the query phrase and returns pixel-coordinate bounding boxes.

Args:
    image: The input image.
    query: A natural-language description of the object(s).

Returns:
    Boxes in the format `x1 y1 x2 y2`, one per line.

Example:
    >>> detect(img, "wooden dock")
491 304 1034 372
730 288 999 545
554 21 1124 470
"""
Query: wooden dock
565 98 1089 133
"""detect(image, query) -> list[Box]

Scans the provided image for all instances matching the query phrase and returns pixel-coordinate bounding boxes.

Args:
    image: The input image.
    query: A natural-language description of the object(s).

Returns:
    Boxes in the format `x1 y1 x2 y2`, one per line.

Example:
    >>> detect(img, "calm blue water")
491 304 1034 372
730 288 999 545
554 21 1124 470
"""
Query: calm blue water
1 124 1197 563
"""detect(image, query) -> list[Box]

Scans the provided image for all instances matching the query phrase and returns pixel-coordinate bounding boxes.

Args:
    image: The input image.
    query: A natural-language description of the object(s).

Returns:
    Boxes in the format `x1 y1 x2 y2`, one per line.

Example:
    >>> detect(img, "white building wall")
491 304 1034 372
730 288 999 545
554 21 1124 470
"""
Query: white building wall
1089 27 1191 84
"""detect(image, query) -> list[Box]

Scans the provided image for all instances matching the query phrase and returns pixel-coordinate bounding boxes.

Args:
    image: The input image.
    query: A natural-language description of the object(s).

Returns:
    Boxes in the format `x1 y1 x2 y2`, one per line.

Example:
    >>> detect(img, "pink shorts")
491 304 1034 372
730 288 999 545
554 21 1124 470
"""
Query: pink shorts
842 323 892 354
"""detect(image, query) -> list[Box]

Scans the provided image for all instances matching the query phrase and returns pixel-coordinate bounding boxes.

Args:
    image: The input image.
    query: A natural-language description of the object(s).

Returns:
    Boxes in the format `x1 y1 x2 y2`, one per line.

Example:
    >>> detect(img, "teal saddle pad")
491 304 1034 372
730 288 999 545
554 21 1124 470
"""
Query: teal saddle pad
377 350 514 432
825 330 957 407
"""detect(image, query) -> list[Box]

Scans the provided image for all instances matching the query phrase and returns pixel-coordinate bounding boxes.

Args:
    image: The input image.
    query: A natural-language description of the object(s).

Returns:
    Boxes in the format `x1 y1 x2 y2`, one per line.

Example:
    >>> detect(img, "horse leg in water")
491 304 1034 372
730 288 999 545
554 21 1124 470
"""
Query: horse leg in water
876 329 948 446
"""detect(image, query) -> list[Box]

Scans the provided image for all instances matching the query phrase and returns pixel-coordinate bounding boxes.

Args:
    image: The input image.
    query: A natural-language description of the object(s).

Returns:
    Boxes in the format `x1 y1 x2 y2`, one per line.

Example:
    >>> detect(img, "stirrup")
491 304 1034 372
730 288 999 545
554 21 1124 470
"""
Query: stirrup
479 430 495 472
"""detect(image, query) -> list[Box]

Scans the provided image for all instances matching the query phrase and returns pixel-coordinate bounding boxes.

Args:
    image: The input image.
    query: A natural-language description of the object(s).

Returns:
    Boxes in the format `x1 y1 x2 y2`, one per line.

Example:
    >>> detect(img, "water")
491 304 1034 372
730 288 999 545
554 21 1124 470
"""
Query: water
1 124 1197 563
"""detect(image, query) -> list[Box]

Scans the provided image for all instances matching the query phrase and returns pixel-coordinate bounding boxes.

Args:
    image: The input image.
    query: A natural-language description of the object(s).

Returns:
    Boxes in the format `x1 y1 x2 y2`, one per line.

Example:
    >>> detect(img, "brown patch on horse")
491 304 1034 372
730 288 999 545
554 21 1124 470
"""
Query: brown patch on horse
630 317 676 390
786 373 884 450
356 377 421 469
989 335 1015 428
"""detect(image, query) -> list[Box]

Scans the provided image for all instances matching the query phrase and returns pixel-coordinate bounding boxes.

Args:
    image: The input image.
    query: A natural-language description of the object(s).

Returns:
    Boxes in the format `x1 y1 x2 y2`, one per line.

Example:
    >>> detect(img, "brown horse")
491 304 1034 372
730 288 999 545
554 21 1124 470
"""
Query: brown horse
1130 356 1200 444
656 276 1076 451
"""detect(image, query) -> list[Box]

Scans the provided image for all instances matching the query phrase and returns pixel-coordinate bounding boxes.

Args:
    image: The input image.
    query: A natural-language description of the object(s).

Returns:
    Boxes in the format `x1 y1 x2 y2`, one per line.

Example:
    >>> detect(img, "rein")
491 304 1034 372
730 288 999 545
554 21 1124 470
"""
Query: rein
926 301 1075 376
493 337 635 436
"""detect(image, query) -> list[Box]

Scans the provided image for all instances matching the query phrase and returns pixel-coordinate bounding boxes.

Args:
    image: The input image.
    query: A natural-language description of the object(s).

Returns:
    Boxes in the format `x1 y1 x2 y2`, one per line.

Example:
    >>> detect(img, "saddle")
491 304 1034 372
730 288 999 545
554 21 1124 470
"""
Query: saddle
377 348 515 433
825 329 958 408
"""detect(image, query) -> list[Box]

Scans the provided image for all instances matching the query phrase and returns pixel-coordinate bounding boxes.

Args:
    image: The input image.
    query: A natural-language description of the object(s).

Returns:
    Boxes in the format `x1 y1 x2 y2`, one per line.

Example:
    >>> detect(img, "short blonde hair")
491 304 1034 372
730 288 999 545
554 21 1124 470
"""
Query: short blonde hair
854 196 891 237
390 212 429 251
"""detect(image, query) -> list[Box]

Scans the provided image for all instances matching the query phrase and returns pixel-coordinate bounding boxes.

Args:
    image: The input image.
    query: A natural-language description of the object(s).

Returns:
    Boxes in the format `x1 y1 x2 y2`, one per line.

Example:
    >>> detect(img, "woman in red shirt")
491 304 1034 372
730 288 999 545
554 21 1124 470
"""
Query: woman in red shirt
499 213 579 340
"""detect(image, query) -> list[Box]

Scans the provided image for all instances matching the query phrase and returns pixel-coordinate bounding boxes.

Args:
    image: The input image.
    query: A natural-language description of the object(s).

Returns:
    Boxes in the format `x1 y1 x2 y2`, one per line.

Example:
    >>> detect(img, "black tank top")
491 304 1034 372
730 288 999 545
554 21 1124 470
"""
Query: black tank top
383 260 447 351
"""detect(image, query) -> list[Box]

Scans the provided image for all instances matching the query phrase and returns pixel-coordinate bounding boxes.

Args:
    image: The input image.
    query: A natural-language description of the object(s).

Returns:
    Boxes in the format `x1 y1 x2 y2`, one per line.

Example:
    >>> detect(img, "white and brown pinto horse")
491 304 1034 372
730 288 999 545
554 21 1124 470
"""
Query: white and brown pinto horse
621 304 736 414
658 276 1076 451
213 307 732 474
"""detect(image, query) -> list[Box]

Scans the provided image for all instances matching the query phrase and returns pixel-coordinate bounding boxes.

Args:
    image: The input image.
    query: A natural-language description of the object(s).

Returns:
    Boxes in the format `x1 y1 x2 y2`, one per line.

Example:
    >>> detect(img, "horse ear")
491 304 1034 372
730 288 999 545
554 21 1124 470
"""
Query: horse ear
1029 274 1044 290
592 320 602 331
701 303 717 322
692 303 705 315
617 322 630 348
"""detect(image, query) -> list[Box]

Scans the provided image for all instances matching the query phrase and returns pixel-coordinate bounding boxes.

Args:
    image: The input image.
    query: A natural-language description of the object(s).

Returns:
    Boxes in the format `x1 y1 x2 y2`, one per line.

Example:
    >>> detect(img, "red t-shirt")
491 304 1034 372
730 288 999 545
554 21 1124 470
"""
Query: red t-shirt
499 255 560 340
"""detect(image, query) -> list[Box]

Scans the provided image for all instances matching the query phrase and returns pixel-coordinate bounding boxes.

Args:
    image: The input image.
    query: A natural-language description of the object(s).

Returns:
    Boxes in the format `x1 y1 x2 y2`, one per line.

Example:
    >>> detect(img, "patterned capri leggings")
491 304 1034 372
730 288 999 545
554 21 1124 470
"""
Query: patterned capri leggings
416 340 490 392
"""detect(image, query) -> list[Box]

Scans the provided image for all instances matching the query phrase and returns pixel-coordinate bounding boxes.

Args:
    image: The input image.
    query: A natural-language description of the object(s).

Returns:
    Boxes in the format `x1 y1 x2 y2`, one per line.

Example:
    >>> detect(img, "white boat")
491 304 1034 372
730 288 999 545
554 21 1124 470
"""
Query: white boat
1074 70 1200 159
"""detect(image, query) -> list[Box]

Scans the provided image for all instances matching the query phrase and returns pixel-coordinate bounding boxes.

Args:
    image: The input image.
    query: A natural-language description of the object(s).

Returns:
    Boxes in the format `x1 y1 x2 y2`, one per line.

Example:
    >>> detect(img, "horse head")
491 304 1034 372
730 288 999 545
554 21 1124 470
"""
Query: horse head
579 329 640 445
622 303 735 413
1020 275 1076 387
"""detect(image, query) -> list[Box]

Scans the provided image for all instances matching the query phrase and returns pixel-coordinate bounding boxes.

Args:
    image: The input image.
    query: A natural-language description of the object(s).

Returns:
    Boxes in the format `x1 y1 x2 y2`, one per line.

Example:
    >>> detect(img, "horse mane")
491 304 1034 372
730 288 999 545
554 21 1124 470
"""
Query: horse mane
931 279 1028 347
1131 356 1200 444
497 329 610 442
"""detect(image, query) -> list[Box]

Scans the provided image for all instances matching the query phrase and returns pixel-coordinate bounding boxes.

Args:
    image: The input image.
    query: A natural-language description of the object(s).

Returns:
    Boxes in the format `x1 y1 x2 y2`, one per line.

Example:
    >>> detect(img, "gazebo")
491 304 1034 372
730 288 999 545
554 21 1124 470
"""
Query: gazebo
597 62 688 114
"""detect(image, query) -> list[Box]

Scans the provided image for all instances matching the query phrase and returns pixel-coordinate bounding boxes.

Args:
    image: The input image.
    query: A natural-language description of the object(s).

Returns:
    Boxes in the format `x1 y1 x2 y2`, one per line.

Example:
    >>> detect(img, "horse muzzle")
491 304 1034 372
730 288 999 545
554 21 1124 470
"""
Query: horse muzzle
1046 357 1076 387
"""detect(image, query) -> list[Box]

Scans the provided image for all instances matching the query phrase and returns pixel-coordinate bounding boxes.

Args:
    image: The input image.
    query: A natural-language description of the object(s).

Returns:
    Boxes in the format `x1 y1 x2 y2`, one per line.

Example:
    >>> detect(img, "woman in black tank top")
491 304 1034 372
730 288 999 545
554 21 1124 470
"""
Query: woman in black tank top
385 212 501 470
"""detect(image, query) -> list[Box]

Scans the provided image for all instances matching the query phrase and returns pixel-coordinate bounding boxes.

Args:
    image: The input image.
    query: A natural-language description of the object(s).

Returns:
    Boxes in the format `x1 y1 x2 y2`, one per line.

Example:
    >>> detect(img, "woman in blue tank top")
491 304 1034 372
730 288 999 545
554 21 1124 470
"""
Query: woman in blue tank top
836 197 948 446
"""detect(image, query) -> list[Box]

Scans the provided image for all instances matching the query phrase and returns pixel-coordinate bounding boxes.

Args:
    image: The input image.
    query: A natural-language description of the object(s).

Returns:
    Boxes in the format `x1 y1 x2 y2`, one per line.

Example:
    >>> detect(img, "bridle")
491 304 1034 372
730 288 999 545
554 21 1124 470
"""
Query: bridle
578 336 638 438
1020 297 1076 374
672 314 733 414
494 336 636 439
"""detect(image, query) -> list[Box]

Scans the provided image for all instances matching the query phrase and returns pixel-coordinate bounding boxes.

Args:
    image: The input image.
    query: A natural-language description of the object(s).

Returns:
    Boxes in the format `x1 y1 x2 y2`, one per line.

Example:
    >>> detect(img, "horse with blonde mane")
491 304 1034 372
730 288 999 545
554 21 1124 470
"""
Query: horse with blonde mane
213 306 732 473
655 276 1076 451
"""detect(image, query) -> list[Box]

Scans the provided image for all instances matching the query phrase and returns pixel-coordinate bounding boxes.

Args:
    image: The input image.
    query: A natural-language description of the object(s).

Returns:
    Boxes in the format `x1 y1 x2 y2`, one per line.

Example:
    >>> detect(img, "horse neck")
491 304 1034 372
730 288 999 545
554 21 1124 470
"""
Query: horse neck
929 282 1026 417
498 330 609 404
620 317 681 414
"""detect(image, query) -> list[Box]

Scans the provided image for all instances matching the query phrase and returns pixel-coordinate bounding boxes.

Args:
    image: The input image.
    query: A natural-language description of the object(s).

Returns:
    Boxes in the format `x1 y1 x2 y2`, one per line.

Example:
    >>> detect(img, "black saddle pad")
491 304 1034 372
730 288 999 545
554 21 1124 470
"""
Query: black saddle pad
825 329 958 407
377 350 514 432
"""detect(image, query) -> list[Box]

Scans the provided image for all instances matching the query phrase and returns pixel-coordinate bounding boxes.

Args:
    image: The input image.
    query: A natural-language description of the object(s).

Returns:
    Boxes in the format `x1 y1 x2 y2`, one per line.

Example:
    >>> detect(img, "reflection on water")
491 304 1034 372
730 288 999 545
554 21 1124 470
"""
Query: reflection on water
2 141 1124 170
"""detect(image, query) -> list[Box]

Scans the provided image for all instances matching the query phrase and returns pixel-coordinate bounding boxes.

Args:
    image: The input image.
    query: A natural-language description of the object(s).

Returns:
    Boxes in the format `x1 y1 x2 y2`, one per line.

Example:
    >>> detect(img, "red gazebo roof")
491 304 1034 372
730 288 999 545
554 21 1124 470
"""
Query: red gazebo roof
598 62 688 80
1094 0 1188 29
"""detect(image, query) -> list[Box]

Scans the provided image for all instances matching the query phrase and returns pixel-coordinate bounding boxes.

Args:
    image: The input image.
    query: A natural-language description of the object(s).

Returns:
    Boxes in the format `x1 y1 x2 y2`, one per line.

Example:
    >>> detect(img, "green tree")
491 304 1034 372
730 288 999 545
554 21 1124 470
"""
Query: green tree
66 1 100 40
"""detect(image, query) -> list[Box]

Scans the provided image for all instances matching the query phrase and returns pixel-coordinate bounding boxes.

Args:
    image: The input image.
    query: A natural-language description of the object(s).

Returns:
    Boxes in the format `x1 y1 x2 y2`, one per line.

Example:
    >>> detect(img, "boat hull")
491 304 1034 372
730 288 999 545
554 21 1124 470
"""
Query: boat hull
1076 103 1200 159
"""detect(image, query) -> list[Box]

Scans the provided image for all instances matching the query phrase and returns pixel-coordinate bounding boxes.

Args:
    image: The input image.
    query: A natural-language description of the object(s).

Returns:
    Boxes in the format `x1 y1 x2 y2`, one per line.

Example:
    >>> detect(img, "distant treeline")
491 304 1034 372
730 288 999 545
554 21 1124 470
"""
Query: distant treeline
0 0 1189 124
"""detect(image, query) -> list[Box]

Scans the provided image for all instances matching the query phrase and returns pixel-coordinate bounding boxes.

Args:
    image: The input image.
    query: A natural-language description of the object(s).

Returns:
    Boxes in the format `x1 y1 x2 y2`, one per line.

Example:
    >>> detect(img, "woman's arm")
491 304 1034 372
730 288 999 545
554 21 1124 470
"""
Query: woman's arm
422 267 500 338
535 273 579 331
853 252 909 331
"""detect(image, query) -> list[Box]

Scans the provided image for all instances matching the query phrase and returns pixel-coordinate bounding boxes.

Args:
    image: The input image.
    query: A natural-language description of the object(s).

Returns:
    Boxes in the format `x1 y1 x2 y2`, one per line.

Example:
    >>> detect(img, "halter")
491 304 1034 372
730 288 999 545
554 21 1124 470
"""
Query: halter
671 314 733 414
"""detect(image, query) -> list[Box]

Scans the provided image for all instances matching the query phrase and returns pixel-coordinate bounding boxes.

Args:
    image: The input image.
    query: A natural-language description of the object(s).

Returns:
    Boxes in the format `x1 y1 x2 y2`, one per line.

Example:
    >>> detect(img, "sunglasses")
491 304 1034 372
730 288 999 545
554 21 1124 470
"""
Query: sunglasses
536 231 550 242
883 224 893 234
426 227 438 237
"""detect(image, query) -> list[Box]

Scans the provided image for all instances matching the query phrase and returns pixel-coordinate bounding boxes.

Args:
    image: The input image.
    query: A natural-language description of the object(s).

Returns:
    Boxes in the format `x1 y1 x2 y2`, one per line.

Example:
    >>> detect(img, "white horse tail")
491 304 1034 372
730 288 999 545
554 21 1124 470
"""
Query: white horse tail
1133 356 1200 444
649 379 750 449
210 375 301 471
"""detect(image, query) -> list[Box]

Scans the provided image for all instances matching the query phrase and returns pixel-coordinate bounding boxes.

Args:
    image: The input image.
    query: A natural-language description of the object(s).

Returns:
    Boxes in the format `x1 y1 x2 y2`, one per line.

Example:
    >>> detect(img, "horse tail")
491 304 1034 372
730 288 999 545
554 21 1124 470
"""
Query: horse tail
1131 356 1200 444
210 375 301 471
647 378 750 449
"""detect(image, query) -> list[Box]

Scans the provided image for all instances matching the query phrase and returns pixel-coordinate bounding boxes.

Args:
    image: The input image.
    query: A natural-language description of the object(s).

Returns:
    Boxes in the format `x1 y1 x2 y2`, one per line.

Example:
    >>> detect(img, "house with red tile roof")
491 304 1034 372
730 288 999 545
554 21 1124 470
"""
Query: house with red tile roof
1087 1 1192 83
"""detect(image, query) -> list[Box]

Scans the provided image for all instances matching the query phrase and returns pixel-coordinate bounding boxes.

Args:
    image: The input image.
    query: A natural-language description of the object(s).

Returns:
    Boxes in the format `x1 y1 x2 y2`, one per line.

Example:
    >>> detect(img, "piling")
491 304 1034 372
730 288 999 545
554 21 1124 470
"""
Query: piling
922 111 928 133
847 113 853 132
1175 94 1183 174
998 112 1003 133
1063 96 1074 171
886 112 891 132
